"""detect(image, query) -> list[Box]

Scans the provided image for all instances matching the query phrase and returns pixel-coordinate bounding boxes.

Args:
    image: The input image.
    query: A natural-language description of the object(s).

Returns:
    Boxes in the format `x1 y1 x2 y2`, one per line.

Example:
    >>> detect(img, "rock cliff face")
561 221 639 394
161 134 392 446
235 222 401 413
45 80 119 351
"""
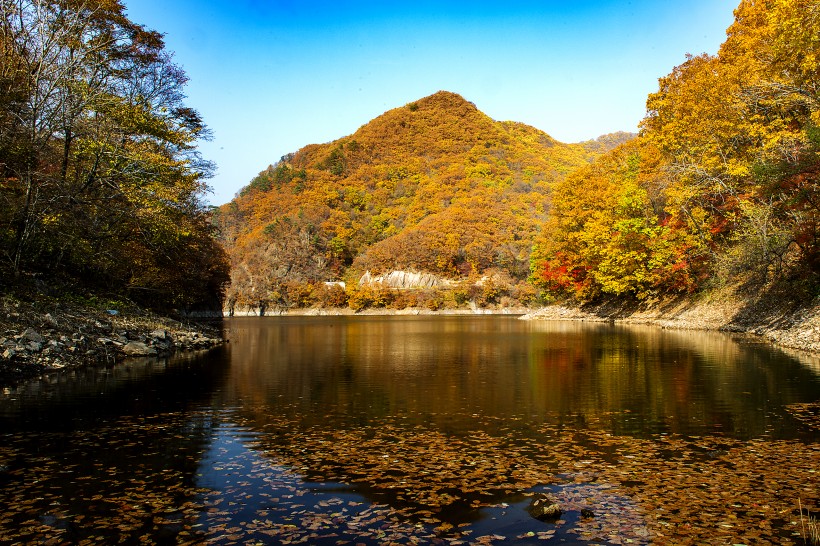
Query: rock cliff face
358 270 450 289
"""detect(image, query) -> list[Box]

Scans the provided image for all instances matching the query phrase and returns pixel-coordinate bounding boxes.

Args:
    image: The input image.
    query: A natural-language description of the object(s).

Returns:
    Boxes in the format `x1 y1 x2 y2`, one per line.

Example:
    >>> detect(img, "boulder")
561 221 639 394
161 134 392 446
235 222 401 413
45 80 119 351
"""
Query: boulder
527 495 563 521
149 329 172 350
121 341 157 356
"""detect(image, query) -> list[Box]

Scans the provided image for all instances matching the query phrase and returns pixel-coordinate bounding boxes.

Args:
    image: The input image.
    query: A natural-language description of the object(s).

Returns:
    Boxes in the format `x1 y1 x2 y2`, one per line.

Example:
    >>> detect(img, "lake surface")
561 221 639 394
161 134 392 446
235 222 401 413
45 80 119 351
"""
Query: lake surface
1 316 819 544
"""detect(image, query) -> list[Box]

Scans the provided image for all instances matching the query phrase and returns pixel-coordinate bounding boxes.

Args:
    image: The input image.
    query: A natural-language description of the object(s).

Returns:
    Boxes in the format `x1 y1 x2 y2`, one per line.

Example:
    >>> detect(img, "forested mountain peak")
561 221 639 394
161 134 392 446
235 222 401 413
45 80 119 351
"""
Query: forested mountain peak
216 91 619 312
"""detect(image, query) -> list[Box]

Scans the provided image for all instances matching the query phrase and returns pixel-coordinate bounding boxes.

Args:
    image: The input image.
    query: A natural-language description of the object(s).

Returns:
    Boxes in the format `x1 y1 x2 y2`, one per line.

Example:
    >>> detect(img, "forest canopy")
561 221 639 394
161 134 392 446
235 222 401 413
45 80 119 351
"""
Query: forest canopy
0 0 229 309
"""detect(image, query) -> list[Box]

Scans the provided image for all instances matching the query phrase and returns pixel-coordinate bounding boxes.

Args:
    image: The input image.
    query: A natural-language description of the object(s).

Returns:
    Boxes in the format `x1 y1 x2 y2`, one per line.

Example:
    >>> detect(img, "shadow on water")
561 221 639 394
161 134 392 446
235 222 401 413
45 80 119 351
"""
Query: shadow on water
0 347 231 545
0 346 231 432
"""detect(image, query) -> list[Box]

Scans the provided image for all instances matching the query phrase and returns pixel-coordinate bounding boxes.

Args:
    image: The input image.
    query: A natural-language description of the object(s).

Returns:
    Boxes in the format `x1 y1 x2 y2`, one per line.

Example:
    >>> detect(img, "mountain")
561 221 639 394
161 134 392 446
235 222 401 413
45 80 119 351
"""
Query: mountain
215 91 632 311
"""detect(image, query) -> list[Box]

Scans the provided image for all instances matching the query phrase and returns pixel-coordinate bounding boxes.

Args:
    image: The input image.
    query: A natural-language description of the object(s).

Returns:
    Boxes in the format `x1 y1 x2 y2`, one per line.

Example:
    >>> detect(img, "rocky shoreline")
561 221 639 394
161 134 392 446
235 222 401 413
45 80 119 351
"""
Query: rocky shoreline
0 296 224 388
520 293 820 356
227 306 531 316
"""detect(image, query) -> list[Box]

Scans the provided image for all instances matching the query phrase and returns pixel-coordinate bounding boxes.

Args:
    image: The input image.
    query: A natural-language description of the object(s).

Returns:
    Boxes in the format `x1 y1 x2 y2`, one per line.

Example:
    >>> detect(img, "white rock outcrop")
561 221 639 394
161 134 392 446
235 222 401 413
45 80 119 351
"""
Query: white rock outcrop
358 270 450 289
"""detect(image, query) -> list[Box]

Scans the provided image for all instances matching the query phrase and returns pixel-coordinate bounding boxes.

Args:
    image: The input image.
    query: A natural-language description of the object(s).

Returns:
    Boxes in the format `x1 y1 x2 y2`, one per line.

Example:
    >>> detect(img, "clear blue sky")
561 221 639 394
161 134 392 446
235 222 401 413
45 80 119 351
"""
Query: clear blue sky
125 0 739 205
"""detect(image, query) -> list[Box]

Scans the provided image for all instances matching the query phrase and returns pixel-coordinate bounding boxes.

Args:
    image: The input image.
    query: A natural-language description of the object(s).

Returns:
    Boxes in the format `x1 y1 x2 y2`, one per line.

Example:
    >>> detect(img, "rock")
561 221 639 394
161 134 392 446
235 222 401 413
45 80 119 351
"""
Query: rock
27 341 42 353
122 341 157 356
21 328 43 343
94 320 112 331
359 269 447 289
527 495 563 521
150 329 172 350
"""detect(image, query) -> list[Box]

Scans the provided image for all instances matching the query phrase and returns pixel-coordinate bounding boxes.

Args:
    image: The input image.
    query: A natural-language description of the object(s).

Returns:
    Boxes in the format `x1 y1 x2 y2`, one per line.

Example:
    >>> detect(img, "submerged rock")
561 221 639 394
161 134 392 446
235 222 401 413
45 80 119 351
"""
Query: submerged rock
527 495 563 521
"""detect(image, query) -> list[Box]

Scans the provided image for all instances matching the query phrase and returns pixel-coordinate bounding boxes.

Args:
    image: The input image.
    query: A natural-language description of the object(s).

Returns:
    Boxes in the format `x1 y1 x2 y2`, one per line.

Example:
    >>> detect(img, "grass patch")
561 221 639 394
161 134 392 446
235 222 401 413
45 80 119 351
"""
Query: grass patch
800 498 820 545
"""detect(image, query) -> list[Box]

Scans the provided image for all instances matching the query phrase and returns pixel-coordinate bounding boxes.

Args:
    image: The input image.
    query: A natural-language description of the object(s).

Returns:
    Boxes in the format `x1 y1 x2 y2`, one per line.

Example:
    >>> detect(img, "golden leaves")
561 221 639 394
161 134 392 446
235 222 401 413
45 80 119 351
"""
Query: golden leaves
1 405 819 544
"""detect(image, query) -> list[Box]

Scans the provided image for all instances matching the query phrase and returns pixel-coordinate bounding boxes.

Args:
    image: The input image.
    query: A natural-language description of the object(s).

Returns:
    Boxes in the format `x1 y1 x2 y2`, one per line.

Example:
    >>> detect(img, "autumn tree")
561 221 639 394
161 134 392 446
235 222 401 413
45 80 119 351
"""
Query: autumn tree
0 0 228 309
531 140 693 300
533 0 820 303
643 0 820 283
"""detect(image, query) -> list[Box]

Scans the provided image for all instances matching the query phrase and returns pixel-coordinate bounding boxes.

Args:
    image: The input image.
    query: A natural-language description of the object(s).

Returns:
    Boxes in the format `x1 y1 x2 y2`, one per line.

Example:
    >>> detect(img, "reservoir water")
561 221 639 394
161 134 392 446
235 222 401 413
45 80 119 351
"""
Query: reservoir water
1 315 819 544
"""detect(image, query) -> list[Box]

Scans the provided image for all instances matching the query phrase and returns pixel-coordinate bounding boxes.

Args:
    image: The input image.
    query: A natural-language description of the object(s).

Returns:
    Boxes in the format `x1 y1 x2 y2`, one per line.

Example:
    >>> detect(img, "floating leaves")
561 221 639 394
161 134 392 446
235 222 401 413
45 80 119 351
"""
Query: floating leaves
0 405 819 545
786 402 820 431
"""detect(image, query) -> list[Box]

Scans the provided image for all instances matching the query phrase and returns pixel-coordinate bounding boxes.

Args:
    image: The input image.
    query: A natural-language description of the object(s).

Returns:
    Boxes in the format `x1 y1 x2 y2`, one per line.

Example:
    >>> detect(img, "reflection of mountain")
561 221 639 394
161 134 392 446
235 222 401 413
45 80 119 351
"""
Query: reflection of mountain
223 317 820 440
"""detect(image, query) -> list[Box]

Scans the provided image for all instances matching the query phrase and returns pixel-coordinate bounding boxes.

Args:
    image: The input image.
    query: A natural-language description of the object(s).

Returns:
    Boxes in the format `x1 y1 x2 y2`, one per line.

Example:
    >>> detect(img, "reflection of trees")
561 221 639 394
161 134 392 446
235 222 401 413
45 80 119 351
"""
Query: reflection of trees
207 317 820 542
527 323 820 439
224 317 820 440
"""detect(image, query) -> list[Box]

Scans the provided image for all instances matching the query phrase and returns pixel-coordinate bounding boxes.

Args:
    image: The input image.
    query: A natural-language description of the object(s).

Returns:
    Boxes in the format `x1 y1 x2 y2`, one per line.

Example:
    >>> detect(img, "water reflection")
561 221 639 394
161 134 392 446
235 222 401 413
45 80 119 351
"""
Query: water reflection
0 348 230 431
0 317 818 545
221 316 820 440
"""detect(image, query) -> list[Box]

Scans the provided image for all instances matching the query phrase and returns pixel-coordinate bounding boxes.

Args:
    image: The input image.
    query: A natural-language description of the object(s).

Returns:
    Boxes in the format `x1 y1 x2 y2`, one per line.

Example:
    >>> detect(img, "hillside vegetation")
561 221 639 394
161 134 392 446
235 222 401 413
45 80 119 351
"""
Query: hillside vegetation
531 0 820 307
221 0 820 317
217 91 630 312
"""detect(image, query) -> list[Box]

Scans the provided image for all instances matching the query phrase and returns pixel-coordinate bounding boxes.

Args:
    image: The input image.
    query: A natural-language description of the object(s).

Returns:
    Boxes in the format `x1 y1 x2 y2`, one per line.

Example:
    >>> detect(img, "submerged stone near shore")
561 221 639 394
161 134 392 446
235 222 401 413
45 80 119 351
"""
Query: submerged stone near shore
527 495 563 521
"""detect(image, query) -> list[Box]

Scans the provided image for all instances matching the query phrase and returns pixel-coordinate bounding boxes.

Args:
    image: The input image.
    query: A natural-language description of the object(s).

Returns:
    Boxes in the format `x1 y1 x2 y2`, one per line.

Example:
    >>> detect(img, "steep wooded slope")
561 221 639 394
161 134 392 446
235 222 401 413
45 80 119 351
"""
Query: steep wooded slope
216 91 629 309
